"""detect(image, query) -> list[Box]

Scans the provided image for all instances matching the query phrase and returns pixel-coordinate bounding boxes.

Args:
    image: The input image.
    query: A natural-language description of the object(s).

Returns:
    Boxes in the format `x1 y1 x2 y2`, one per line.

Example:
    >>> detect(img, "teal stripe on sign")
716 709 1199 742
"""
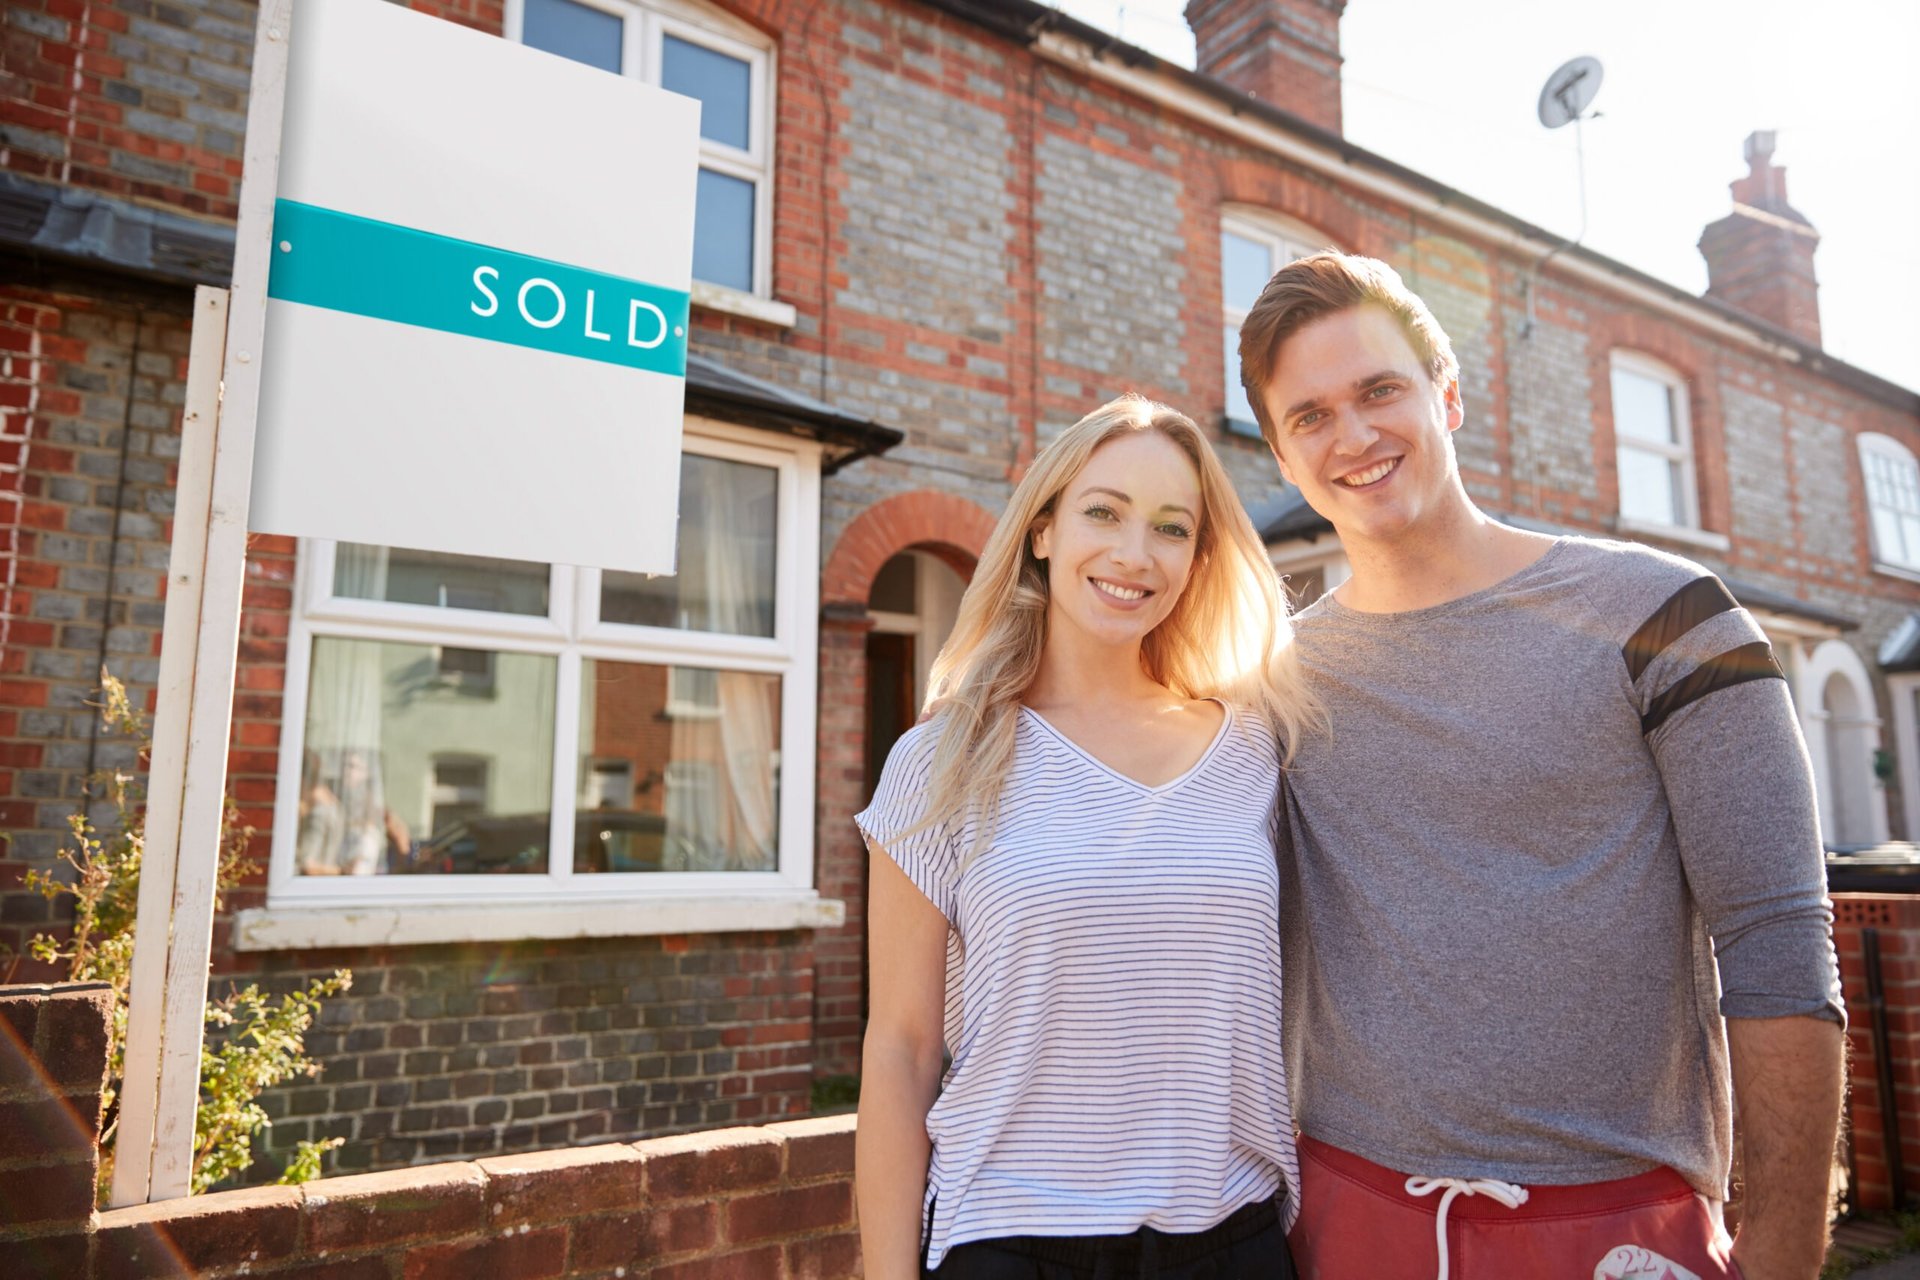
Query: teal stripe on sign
266 200 689 377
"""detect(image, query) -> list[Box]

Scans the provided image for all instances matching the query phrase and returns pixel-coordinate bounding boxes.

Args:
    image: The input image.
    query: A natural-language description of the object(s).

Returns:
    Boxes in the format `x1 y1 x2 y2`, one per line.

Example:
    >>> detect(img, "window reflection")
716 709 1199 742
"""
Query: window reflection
297 638 556 877
575 659 780 873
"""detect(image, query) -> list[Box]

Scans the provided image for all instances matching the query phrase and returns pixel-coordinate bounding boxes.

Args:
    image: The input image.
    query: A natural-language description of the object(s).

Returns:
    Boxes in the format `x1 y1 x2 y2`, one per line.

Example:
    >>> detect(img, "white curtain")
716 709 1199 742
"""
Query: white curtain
301 547 390 875
665 460 778 871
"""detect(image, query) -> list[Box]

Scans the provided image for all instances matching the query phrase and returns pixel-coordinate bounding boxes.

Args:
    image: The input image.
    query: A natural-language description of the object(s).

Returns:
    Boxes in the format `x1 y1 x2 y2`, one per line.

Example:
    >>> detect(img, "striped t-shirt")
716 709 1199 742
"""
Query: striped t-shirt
856 700 1299 1268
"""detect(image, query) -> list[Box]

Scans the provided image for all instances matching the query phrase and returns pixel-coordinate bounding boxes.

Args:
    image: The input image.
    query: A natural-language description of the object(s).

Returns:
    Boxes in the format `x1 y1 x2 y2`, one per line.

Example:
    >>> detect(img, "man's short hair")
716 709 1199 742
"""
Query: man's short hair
1237 252 1460 447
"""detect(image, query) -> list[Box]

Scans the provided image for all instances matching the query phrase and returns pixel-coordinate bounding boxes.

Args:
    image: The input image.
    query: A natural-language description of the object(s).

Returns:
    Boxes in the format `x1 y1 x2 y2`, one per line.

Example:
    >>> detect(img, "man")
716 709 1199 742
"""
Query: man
1242 252 1844 1280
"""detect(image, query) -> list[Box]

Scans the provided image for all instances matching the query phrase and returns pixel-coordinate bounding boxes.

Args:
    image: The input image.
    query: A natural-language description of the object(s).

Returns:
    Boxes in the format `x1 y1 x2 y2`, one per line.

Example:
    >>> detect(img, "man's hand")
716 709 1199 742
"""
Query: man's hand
1727 1015 1845 1280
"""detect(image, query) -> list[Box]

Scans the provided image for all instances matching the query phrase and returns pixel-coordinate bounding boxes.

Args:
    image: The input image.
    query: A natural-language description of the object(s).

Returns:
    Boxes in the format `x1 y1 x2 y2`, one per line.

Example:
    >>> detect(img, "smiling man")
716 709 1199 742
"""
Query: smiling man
1242 253 1844 1280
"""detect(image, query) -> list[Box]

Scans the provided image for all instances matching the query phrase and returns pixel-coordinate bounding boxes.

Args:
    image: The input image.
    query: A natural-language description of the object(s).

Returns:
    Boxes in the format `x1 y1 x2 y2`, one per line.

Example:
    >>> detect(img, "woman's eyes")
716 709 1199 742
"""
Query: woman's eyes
1081 505 1192 540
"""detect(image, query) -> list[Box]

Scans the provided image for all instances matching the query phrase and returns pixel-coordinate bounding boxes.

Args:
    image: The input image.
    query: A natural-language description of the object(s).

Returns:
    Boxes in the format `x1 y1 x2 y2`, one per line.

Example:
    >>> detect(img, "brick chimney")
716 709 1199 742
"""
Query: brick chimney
1697 131 1822 347
1185 0 1347 135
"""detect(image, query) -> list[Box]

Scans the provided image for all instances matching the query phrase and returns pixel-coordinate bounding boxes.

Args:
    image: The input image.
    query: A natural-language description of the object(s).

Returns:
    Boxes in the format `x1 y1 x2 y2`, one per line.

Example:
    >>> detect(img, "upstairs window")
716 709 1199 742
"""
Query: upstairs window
1610 352 1699 531
1862 433 1920 572
513 0 774 298
1220 212 1327 439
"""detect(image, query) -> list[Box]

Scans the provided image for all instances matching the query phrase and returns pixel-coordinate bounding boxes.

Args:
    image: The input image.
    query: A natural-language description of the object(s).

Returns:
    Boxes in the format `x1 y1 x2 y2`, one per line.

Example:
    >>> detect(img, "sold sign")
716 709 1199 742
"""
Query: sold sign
267 200 689 376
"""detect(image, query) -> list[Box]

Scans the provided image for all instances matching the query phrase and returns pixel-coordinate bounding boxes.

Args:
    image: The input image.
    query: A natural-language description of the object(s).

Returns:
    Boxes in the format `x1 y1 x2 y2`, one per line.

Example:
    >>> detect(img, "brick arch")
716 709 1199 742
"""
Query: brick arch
1216 157 1365 252
822 490 999 607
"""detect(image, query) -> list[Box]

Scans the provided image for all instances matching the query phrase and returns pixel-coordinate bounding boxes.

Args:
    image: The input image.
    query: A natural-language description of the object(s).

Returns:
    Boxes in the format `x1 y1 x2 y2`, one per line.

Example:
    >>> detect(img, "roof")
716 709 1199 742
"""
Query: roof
1 172 234 287
683 353 902 470
920 0 1920 417
1262 492 1860 631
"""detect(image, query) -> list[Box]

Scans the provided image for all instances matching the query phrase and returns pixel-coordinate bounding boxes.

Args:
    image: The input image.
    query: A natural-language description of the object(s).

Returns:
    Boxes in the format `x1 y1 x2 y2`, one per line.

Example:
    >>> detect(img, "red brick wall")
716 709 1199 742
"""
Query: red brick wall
1833 893 1920 1211
88 1118 858 1279
0 982 112 1278
0 981 858 1277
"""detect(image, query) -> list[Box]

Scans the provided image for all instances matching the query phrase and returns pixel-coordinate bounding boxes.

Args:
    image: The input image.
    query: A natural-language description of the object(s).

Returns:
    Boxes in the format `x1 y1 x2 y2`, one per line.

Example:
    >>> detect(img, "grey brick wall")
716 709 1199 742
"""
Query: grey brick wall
1724 387 1794 547
1035 134 1189 431
1790 410 1856 563
239 932 815 1183
1504 312 1596 504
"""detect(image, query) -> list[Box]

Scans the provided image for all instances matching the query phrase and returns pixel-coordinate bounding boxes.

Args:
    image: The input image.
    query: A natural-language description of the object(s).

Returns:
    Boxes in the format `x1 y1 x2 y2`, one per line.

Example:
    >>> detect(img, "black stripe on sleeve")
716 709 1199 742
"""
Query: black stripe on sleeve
1622 576 1741 683
1640 641 1786 736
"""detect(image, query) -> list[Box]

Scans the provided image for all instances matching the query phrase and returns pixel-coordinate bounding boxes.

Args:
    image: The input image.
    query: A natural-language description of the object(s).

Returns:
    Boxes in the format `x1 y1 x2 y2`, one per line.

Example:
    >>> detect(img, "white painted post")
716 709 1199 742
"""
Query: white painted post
109 0 295 1208
110 286 229 1208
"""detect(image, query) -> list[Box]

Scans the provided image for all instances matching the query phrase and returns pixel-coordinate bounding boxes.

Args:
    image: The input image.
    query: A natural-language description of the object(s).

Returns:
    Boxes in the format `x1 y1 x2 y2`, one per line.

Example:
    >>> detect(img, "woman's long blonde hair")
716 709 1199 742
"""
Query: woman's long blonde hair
917 394 1322 852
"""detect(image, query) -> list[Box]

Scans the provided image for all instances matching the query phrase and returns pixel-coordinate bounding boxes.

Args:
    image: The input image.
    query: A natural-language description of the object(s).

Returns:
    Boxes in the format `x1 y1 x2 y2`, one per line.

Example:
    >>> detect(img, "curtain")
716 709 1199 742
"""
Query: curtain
302 547 391 875
664 460 778 871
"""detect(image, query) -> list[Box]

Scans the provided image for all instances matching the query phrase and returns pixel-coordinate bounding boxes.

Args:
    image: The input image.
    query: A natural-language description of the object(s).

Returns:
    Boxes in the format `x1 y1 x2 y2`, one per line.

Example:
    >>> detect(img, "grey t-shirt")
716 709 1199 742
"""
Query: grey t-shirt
1282 535 1844 1198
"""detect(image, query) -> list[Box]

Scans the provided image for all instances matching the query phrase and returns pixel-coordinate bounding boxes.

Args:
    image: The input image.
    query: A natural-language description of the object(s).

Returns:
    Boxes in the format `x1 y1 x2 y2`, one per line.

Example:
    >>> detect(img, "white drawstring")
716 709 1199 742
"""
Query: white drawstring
1403 1175 1530 1280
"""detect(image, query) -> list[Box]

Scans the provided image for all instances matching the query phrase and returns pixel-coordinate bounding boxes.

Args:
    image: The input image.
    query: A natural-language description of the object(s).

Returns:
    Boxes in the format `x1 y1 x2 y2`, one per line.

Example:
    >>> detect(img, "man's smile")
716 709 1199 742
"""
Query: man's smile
1337 457 1400 488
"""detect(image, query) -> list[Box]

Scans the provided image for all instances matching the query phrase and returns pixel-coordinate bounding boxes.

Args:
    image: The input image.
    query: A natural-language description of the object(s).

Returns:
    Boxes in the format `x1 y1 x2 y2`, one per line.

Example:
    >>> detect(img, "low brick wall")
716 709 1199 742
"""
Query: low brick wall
0 981 860 1279
92 1117 858 1279
0 982 114 1278
1834 893 1920 1211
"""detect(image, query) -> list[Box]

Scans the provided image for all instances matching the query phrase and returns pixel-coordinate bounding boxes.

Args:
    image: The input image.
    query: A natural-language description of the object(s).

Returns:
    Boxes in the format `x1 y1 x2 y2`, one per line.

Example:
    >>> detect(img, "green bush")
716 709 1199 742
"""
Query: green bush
20 671 350 1199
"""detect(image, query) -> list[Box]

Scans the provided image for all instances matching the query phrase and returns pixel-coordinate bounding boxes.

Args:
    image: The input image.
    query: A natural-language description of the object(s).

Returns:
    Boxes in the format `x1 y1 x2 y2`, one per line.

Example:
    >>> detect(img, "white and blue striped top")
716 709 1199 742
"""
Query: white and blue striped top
856 701 1300 1268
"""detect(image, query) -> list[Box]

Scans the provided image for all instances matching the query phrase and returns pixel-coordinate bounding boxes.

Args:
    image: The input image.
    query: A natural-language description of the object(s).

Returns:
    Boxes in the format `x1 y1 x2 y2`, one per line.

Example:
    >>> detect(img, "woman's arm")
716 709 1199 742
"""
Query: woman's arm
856 845 951 1280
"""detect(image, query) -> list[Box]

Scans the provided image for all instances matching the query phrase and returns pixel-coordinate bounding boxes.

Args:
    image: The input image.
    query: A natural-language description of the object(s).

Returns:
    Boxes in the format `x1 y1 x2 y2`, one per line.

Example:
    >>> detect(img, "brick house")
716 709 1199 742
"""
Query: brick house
2 0 1916 1184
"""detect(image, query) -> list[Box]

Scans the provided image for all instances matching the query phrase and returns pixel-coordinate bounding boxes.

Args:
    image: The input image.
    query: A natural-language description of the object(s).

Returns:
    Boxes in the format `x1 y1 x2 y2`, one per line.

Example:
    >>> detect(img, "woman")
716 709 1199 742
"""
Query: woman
855 395 1320 1279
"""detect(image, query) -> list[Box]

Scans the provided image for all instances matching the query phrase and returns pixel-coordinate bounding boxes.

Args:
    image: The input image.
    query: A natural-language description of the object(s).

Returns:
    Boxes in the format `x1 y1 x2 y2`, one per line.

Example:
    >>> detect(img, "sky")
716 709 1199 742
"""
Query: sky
1053 0 1920 392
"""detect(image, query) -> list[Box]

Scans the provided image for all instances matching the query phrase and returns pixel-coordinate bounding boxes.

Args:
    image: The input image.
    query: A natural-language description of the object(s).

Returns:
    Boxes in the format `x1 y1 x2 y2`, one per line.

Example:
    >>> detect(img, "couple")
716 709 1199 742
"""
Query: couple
854 253 1845 1280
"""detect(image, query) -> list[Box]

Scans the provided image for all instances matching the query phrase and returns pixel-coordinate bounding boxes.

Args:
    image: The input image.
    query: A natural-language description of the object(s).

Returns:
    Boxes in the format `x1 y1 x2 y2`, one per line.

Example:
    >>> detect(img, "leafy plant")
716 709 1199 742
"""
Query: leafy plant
22 670 350 1199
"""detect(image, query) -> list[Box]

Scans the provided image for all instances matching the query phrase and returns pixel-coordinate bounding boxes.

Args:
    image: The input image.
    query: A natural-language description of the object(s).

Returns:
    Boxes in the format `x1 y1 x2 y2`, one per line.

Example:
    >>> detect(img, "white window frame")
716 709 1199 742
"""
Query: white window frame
506 0 777 303
246 419 828 945
1860 433 1920 576
1609 350 1702 536
1221 208 1330 440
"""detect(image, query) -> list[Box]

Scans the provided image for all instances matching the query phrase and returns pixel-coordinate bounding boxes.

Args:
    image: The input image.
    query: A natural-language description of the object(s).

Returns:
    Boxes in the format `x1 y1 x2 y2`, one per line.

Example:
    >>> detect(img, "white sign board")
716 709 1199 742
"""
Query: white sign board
248 0 699 573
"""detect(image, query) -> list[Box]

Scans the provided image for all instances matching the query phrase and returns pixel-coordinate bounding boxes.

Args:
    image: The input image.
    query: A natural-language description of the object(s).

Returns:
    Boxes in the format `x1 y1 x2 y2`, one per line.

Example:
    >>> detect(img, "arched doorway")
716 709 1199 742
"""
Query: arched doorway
864 550 967 794
813 492 998 1082
1800 639 1890 848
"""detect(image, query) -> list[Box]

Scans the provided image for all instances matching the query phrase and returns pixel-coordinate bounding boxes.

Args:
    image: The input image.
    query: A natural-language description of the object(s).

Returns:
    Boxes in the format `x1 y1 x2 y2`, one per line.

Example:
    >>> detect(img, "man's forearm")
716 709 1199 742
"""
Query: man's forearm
1727 1015 1845 1280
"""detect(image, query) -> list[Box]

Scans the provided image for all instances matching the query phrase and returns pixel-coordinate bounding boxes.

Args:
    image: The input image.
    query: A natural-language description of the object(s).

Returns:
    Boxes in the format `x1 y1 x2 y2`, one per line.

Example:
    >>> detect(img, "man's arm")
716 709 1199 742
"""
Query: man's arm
1727 1016 1844 1280
1630 578 1846 1280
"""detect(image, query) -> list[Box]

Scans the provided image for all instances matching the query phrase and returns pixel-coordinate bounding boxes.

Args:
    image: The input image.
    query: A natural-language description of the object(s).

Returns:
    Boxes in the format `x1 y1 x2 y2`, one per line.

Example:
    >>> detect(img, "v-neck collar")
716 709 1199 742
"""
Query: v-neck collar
1017 699 1233 795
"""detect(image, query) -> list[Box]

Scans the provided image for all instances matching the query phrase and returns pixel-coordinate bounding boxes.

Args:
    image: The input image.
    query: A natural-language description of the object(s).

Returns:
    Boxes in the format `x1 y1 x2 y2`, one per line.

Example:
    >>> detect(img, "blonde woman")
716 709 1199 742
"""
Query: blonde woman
855 396 1318 1279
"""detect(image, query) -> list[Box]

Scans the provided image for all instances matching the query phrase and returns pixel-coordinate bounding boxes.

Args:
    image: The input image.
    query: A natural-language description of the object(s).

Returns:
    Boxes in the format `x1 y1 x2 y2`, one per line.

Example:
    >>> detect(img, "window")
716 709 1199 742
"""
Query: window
1220 212 1327 438
1861 434 1920 573
1610 352 1698 531
270 425 820 909
513 0 774 298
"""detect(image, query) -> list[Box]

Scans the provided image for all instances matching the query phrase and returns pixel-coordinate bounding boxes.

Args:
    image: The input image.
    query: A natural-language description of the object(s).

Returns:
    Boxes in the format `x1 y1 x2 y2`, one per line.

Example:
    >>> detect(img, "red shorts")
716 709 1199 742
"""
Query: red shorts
1290 1135 1742 1280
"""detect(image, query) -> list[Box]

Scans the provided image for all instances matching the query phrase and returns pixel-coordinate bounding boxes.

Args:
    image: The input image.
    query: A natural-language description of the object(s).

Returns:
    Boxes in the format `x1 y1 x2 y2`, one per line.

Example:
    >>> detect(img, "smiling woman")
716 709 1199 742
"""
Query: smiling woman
852 395 1323 1279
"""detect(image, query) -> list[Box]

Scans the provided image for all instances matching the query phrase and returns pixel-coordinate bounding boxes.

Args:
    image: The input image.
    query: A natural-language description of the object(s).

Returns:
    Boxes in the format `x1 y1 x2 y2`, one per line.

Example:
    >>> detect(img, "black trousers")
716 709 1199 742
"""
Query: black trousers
925 1197 1296 1280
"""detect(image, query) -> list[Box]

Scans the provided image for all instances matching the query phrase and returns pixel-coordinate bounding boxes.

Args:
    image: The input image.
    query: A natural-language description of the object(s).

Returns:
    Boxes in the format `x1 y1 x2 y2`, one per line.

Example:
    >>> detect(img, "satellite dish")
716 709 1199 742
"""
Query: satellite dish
1537 56 1603 129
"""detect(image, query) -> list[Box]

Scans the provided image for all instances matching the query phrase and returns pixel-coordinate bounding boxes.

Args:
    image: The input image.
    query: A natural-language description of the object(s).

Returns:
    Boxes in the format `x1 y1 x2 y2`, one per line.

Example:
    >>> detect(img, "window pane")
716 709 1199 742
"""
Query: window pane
1901 514 1920 569
333 544 550 616
602 453 777 635
1618 447 1681 526
575 659 781 873
1611 367 1678 445
662 35 751 151
1875 508 1907 565
692 168 755 293
522 0 623 73
297 638 555 877
1221 231 1272 315
1223 322 1260 436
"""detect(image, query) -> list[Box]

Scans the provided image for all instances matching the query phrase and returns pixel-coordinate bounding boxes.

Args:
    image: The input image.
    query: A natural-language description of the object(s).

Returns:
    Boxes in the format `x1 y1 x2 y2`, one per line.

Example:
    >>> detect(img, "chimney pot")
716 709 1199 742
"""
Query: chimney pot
1699 132 1821 346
